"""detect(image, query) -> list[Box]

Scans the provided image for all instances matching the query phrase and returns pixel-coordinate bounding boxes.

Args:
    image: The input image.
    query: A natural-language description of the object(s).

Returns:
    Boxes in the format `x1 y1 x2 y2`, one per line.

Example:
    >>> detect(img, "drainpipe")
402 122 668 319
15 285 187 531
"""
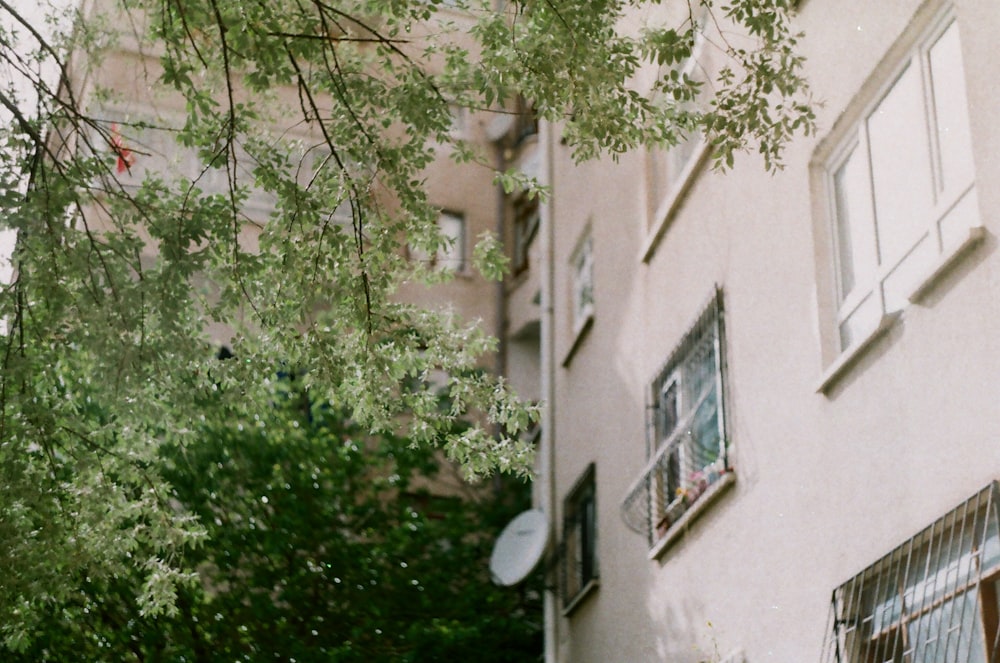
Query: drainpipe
538 116 559 663
494 137 507 393
492 127 508 498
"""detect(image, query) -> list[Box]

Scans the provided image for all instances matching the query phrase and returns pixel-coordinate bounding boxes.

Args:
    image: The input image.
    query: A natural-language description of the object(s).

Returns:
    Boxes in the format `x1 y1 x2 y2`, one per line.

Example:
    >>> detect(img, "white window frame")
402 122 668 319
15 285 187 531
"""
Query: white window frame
569 230 594 338
816 7 982 391
640 18 712 262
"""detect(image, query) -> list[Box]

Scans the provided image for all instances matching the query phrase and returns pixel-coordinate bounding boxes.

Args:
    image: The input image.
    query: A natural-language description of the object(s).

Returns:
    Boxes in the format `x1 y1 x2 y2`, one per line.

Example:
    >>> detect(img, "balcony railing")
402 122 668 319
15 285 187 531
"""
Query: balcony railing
621 411 730 549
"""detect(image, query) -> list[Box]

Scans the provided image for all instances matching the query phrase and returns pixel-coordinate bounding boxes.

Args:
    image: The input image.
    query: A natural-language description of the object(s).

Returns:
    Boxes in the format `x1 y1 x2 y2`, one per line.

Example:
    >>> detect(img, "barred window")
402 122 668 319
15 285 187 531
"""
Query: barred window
620 288 731 552
563 464 598 611
822 482 1000 663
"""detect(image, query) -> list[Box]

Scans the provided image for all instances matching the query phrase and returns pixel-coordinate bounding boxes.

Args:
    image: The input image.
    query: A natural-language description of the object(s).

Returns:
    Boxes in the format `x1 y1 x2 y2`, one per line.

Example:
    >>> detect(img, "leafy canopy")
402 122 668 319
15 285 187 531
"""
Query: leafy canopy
0 0 812 647
7 391 542 661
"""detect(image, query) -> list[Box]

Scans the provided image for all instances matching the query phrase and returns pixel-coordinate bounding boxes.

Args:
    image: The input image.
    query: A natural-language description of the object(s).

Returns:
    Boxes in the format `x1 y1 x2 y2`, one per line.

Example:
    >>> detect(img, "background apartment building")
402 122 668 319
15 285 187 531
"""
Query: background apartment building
83 1 501 350
502 0 1000 660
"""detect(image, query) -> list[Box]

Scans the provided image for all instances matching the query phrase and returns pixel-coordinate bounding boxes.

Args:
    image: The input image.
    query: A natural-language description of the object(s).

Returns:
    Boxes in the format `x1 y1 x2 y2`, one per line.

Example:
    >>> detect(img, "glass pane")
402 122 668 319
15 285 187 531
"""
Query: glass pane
982 509 1000 571
437 212 465 271
658 377 680 445
833 146 878 302
573 240 593 313
690 388 720 470
908 592 984 663
929 21 975 195
867 63 935 267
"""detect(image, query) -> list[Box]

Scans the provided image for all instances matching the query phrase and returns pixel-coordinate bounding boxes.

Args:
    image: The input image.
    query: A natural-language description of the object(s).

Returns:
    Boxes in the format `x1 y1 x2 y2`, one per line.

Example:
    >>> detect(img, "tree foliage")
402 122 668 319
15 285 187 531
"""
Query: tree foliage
0 0 812 648
8 388 542 661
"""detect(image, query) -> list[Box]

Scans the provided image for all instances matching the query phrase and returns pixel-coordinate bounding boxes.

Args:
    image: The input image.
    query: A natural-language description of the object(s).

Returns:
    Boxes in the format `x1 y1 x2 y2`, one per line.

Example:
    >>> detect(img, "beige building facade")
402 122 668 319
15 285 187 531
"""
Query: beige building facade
503 0 1000 660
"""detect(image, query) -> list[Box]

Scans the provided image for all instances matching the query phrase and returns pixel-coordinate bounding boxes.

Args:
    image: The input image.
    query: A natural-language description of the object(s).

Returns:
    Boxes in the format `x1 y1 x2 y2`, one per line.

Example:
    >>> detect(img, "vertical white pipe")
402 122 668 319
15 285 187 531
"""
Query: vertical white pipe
538 116 559 663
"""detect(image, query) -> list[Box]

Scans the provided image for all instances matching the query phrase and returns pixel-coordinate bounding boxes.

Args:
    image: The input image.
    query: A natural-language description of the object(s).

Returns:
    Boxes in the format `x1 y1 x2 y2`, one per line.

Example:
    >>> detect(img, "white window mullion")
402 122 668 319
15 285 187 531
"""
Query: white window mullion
918 44 947 256
858 123 888 321
711 316 727 469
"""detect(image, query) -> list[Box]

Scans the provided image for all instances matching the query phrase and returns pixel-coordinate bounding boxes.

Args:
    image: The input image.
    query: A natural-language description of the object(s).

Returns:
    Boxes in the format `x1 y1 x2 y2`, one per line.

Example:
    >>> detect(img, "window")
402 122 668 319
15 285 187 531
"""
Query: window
822 482 1000 663
569 231 594 336
104 115 279 217
563 464 598 611
513 95 539 146
642 17 711 259
435 211 466 272
412 211 466 272
620 289 730 551
826 11 979 354
512 196 540 276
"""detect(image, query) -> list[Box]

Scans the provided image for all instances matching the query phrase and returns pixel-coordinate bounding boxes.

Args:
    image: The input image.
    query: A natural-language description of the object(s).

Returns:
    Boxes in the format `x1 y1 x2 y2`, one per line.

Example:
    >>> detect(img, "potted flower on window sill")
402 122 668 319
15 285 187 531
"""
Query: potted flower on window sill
656 496 689 538
655 466 731 538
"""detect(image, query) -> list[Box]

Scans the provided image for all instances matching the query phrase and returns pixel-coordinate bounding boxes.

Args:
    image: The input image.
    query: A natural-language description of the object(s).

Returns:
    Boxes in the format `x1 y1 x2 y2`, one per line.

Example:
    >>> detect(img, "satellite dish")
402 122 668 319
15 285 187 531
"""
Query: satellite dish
489 509 548 586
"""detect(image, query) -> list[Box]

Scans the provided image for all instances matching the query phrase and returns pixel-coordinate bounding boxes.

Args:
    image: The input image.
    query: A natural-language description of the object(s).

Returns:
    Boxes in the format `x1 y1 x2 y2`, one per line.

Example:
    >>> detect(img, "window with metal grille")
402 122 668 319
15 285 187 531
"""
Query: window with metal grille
822 482 1000 663
620 288 730 551
563 463 598 611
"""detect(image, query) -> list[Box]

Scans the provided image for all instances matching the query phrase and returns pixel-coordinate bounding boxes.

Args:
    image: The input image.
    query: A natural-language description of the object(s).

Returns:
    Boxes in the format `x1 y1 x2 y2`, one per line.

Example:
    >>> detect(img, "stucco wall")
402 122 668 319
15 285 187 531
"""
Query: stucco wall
546 0 1000 660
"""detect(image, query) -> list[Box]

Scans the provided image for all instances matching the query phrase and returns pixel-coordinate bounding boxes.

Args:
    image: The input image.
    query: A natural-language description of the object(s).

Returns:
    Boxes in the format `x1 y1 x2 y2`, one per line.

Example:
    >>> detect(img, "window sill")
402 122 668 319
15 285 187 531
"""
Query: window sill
561 578 599 617
648 471 736 561
816 225 984 394
639 141 711 264
815 311 902 394
562 314 593 367
907 225 985 303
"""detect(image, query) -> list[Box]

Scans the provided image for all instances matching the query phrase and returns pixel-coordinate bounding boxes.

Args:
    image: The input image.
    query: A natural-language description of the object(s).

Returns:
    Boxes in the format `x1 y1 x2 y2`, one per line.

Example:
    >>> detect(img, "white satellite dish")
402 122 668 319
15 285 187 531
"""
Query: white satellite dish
489 509 548 586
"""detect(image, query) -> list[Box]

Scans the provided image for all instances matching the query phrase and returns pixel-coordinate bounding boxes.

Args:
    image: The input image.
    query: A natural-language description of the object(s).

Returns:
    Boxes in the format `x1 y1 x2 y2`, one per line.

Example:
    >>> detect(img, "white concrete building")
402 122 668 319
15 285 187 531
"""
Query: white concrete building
502 0 1000 660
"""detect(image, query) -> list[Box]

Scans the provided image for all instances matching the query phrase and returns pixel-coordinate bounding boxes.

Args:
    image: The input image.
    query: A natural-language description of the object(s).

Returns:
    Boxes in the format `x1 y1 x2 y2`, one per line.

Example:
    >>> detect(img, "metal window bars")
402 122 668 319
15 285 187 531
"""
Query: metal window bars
619 400 729 546
822 481 1000 663
563 464 598 606
620 289 729 548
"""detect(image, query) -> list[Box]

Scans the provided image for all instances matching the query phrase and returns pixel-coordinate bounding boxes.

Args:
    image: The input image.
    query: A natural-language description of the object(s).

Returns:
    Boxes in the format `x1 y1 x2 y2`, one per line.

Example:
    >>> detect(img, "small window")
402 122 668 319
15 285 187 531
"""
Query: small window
569 231 594 336
825 11 979 355
822 482 1000 663
512 197 540 276
436 211 466 272
621 289 731 551
412 211 466 272
563 464 598 610
513 96 539 146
